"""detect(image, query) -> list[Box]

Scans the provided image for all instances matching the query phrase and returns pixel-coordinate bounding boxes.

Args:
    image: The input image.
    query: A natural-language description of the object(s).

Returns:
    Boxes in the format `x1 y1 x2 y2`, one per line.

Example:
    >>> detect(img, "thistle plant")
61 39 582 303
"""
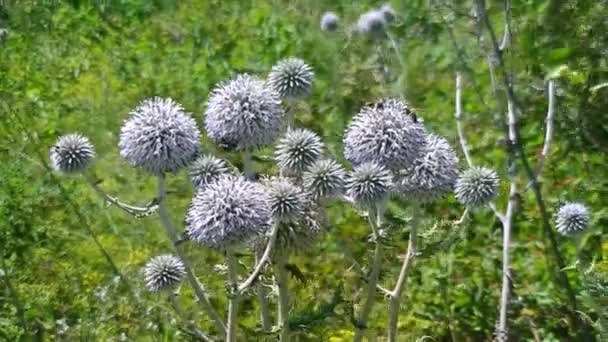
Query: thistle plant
143 255 186 293
454 166 500 208
267 57 314 101
189 154 234 189
302 159 346 201
50 133 96 174
345 161 393 207
556 202 590 236
275 128 324 177
320 11 340 32
356 10 387 36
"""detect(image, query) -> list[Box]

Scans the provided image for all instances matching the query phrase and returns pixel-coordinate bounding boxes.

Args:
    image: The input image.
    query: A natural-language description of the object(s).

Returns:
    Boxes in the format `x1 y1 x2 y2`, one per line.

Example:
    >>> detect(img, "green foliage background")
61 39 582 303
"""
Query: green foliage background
1 1 607 341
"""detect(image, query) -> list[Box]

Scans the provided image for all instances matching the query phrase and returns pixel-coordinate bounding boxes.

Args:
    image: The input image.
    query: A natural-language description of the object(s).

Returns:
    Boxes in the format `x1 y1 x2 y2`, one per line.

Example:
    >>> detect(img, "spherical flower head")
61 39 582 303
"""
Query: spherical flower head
397 134 459 202
344 98 426 171
302 159 346 201
345 162 393 206
356 10 387 36
556 202 590 236
380 4 396 23
320 12 340 32
205 74 283 151
50 133 96 174
275 128 324 176
267 58 314 100
189 154 234 189
143 254 186 292
454 166 499 207
186 175 272 250
262 177 308 222
119 97 200 175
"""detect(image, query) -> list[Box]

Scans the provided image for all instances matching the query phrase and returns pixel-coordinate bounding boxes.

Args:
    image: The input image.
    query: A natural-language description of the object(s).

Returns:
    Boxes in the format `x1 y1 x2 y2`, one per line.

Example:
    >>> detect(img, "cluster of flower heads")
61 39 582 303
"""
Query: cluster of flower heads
50 133 96 174
319 4 396 36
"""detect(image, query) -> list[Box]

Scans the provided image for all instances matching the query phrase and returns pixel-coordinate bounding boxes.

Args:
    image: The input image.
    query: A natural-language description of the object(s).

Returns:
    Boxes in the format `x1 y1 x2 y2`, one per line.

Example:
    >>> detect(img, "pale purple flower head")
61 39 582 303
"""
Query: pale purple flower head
119 97 200 175
380 4 396 23
275 128 324 176
267 58 315 100
556 202 590 236
189 154 234 189
205 74 283 151
143 255 186 292
320 12 340 32
345 162 393 206
50 133 96 174
356 10 387 36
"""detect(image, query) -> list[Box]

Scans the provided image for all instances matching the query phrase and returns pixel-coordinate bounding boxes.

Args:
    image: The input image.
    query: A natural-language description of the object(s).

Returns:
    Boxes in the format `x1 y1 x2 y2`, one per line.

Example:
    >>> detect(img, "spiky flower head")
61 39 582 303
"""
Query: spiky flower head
189 154 234 189
345 162 393 206
262 177 308 222
267 58 314 100
454 166 499 207
556 202 590 236
380 4 396 23
344 98 426 171
356 10 387 36
302 159 346 201
320 12 340 32
186 175 272 250
397 135 459 202
50 133 96 174
275 128 324 176
143 255 186 292
119 97 200 175
205 74 282 151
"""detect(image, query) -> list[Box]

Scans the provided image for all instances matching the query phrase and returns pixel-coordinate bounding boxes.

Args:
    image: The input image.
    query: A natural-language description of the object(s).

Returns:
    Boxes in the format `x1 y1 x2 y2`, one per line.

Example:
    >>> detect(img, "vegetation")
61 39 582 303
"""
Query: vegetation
1 1 607 341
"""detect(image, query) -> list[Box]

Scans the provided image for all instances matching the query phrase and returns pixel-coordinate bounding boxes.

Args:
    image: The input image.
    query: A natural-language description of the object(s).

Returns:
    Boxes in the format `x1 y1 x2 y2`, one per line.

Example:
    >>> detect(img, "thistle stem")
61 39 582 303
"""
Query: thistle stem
238 221 280 294
226 249 240 342
387 204 420 342
85 174 158 217
353 205 384 342
274 256 291 341
156 175 226 335
241 151 254 180
256 258 272 331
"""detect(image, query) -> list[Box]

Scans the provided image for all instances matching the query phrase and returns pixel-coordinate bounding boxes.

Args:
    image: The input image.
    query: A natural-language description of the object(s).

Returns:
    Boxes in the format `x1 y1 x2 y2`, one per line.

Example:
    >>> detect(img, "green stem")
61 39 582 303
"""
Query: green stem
226 250 240 342
275 257 291 341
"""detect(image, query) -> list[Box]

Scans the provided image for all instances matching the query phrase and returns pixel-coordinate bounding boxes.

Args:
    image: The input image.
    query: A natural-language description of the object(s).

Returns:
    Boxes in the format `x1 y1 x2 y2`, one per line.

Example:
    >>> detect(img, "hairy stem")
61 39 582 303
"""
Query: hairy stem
353 205 384 342
275 256 291 341
226 250 240 342
387 204 420 342
156 175 226 335
238 221 280 294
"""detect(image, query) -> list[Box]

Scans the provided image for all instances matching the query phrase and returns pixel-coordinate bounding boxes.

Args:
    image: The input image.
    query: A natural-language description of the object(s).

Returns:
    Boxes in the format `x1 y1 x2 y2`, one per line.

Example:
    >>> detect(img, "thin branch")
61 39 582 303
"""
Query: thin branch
85 175 159 217
534 80 556 178
237 222 280 294
455 72 474 166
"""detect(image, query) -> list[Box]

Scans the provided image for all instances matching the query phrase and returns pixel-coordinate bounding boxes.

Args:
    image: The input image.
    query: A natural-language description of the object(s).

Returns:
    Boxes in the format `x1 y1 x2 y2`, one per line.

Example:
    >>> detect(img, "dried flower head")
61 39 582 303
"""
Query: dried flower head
186 175 272 250
119 97 200 175
263 177 308 222
345 162 393 206
267 58 314 100
302 159 346 201
397 134 459 202
189 154 234 189
344 98 426 171
205 74 282 151
320 12 340 32
556 202 590 236
380 4 396 23
356 10 387 36
454 166 499 207
275 128 324 176
143 255 186 292
50 134 96 174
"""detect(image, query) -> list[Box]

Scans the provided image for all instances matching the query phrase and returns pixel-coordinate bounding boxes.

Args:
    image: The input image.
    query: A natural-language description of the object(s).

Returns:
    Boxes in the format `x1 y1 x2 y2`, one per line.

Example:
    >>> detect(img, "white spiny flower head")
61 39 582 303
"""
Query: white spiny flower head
320 11 340 32
344 98 426 171
556 202 590 236
50 133 96 174
380 4 396 23
267 57 315 100
356 10 387 36
275 128 324 176
345 162 393 206
186 175 272 250
143 254 186 292
397 134 460 203
205 74 283 151
454 166 499 207
119 97 200 175
302 159 346 201
188 154 234 189
262 176 308 222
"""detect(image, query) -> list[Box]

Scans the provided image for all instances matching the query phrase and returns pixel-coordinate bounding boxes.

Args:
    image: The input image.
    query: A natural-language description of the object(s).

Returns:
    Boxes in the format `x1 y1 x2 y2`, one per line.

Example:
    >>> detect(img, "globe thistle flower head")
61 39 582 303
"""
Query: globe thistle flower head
320 12 340 32
344 98 426 171
556 202 590 236
143 255 186 292
119 97 200 175
186 175 272 250
275 128 324 176
50 133 96 174
380 4 396 23
205 74 282 151
345 162 393 206
397 134 459 203
189 154 234 189
454 166 499 207
267 58 314 100
302 159 346 201
262 177 308 222
356 10 387 36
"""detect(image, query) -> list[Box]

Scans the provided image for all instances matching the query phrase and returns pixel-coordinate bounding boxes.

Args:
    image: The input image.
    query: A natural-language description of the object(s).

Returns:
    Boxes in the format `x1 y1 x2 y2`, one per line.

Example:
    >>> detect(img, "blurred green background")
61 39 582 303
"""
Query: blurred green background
1 1 607 341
